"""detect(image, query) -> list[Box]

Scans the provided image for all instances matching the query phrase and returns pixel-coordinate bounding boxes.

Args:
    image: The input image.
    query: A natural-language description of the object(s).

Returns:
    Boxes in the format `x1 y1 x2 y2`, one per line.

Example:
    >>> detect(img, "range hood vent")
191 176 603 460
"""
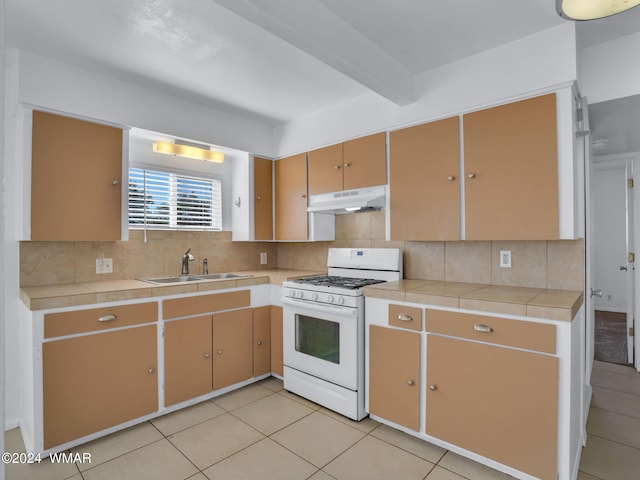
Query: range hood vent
307 185 386 214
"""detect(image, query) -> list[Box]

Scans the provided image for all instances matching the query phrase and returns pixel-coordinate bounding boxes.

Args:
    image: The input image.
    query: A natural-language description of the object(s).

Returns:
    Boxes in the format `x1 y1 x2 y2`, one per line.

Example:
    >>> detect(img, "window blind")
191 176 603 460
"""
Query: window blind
128 167 222 231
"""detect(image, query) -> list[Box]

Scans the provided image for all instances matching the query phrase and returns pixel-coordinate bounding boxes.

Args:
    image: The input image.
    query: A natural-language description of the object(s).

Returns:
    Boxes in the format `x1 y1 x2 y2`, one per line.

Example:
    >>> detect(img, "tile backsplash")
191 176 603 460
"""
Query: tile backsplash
21 211 584 291
20 230 278 287
277 211 584 291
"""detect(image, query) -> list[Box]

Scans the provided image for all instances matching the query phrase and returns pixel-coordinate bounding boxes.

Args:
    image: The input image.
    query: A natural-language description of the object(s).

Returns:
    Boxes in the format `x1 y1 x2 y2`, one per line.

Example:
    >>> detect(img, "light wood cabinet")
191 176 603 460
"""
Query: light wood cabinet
389 117 460 241
253 306 271 377
369 325 420 431
31 110 124 241
254 156 273 240
308 133 386 195
275 153 308 240
212 308 254 390
463 93 558 240
43 324 158 449
426 335 558 480
270 306 284 377
164 315 213 406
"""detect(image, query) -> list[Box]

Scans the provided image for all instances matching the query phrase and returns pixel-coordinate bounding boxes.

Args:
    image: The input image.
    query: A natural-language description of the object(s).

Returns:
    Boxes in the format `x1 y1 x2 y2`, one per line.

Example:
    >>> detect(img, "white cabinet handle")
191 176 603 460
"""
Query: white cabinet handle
343 163 351 167
429 385 437 391
204 353 211 359
257 196 262 200
148 368 155 374
407 380 414 386
256 340 263 346
447 175 455 181
98 314 117 322
334 165 341 170
397 313 413 322
112 180 119 185
468 172 476 179
217 349 223 355
473 323 493 333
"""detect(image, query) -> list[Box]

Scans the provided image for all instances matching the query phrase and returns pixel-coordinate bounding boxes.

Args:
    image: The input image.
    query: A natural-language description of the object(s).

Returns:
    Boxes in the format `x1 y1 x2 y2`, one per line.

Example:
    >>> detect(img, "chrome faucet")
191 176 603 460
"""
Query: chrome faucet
181 248 195 275
203 258 209 275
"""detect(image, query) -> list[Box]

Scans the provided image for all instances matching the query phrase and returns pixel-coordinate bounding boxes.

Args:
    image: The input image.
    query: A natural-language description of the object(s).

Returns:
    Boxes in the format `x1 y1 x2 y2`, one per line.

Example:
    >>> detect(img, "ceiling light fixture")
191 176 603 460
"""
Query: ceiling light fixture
152 140 224 163
557 0 640 20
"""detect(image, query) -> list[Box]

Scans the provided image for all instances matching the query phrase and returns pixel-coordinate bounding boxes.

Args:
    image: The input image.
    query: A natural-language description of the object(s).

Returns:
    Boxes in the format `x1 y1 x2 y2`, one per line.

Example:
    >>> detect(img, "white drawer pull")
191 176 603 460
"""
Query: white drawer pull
98 314 117 322
473 323 493 333
397 313 413 322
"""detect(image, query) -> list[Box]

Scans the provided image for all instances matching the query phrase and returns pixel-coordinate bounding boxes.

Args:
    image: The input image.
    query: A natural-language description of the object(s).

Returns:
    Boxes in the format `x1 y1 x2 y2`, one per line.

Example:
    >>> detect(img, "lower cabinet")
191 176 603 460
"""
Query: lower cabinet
426 335 558 480
368 325 420 431
164 315 213 407
253 306 272 377
43 325 158 449
212 308 254 390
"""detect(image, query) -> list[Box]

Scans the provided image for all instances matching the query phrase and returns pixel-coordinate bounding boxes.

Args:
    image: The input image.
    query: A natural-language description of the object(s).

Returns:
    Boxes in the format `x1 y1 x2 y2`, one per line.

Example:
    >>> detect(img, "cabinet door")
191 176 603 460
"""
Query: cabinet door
31 110 123 241
308 144 343 195
212 309 253 390
275 153 308 240
343 132 387 191
463 93 558 240
165 316 213 406
389 117 460 240
270 306 284 377
253 306 271 377
426 335 558 480
254 156 273 240
43 325 158 449
369 325 420 430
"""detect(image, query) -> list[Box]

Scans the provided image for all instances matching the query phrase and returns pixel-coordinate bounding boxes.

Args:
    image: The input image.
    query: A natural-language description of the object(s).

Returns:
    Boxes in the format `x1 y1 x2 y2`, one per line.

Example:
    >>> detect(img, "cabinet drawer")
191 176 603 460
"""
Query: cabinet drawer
163 290 250 319
388 304 422 331
425 309 555 354
44 302 158 338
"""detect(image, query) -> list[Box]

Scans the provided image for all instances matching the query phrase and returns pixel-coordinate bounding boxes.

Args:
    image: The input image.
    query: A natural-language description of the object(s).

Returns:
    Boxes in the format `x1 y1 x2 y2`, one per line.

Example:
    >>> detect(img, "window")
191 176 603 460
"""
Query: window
128 167 222 231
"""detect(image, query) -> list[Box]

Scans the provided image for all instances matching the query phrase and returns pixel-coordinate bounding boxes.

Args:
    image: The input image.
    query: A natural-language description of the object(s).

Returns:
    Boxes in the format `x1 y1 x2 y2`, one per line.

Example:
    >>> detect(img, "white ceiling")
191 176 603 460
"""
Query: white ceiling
6 0 640 126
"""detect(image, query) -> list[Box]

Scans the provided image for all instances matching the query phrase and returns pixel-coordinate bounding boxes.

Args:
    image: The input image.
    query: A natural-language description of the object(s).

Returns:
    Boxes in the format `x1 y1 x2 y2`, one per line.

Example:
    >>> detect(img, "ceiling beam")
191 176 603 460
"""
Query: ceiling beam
211 0 415 106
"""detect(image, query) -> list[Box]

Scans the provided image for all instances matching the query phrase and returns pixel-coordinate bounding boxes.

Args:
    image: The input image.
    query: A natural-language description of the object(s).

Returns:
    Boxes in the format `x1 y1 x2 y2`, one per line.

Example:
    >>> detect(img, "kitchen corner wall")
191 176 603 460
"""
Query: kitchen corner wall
19 230 278 287
277 211 584 291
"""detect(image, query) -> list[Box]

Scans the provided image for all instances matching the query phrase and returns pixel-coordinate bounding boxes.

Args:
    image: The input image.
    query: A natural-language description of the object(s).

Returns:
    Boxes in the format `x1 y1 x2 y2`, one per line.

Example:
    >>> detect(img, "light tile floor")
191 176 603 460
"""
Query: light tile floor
4 363 640 480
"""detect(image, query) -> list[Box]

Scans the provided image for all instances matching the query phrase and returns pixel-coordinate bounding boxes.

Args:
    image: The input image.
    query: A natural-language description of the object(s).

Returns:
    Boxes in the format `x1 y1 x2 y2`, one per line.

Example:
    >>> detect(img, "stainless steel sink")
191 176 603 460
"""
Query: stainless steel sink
140 273 248 284
196 273 248 280
141 275 201 284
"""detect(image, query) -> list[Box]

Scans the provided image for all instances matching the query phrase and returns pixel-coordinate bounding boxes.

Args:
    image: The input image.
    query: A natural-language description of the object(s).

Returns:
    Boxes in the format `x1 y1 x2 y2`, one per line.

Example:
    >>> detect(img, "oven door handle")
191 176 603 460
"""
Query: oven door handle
281 297 358 316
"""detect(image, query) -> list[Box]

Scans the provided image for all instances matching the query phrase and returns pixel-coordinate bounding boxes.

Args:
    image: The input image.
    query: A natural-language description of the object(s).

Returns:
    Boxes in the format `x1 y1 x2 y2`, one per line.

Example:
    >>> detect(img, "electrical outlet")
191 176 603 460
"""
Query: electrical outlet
260 252 268 265
499 250 512 268
96 258 113 274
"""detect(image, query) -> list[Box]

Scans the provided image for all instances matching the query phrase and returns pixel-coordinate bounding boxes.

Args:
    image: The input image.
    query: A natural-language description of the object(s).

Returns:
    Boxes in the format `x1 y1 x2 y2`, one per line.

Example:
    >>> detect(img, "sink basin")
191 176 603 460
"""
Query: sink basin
196 273 248 280
140 275 201 285
140 273 248 284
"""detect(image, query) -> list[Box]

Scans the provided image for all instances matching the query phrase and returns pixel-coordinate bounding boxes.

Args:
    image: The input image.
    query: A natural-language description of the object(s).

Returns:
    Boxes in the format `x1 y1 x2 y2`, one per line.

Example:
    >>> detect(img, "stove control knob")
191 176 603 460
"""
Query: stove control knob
336 296 345 305
296 290 304 299
311 292 319 301
288 289 295 297
327 295 335 303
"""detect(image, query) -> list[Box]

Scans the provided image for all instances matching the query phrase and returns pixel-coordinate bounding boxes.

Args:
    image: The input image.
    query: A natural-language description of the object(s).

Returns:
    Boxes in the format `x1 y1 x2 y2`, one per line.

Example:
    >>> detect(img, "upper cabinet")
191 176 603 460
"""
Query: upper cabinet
388 92 570 242
253 156 273 241
463 93 559 240
389 117 460 241
31 110 125 241
308 132 386 195
275 153 309 241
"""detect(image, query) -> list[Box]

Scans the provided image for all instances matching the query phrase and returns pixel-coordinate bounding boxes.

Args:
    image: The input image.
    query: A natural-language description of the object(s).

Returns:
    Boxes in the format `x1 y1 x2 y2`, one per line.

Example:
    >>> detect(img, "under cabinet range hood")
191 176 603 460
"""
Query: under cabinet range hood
307 185 387 214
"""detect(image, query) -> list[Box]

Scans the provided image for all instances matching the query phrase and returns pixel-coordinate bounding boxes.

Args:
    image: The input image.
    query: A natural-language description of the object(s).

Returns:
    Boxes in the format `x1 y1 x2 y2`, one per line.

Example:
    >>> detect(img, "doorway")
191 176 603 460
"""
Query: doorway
591 158 635 365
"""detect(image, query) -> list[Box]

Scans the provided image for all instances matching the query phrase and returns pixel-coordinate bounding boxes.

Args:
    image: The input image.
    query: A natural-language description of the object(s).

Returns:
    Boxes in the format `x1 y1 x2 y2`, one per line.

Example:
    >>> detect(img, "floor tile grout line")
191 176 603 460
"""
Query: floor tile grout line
590 381 640 399
577 468 606 480
584 430 640 453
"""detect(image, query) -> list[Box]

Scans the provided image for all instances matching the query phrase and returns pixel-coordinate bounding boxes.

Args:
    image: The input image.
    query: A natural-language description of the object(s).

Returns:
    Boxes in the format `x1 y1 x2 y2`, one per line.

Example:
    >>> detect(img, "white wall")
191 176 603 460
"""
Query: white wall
275 23 578 156
580 31 640 104
1 0 6 475
593 164 628 312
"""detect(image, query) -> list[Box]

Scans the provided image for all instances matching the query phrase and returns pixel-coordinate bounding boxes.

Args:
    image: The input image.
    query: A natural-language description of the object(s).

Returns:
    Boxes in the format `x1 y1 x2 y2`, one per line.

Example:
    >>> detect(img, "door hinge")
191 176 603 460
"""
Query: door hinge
630 327 635 337
628 178 634 188
629 252 635 264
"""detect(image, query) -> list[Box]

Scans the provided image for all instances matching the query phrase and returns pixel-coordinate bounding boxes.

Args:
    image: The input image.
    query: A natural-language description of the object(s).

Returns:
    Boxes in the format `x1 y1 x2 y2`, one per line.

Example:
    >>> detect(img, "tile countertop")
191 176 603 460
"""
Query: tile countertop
20 269 324 311
364 281 584 322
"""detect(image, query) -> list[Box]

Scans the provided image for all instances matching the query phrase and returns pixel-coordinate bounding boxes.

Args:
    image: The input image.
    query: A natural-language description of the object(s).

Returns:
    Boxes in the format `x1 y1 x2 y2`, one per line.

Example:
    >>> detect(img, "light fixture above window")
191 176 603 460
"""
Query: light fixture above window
557 0 640 20
152 140 224 163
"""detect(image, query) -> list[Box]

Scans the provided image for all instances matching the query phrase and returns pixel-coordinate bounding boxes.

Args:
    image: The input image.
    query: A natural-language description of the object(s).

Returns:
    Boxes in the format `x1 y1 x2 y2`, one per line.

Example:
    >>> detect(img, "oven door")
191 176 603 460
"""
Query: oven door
283 297 360 390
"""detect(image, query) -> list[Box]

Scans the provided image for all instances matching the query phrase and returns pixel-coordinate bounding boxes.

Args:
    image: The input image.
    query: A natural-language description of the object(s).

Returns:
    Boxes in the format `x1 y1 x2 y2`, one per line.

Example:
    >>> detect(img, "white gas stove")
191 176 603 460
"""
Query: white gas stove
282 248 402 420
